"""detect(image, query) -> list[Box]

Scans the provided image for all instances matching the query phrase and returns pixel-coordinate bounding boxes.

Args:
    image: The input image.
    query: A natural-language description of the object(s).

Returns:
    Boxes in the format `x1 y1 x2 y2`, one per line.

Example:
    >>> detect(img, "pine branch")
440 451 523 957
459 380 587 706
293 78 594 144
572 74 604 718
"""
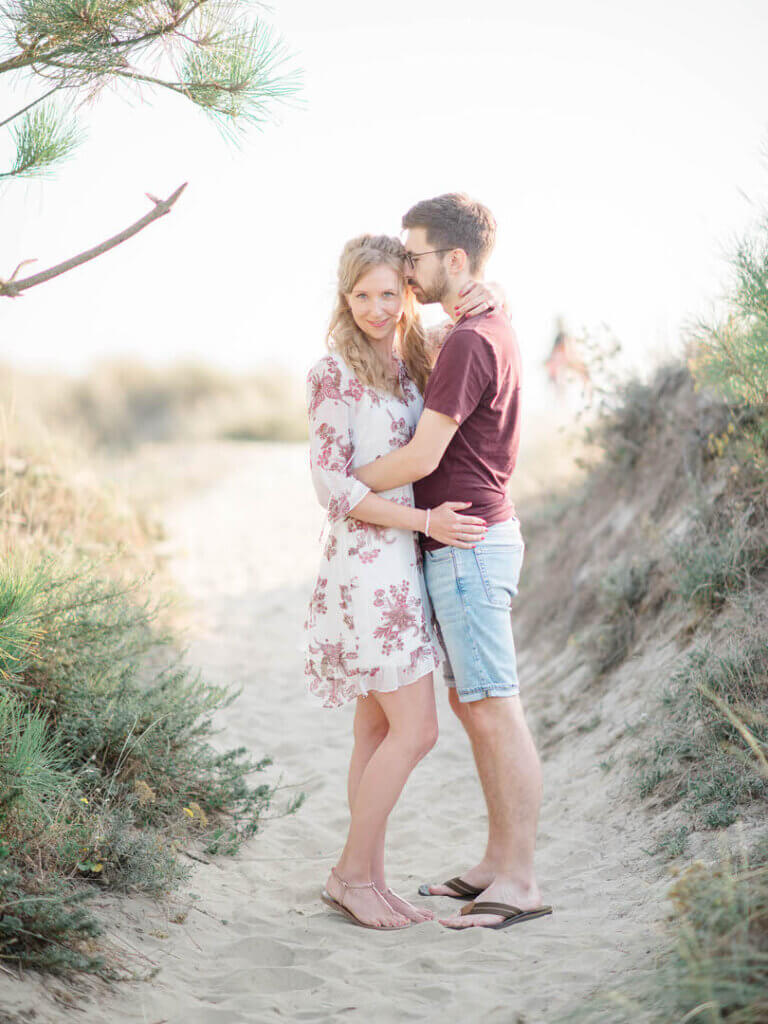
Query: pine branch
0 104 82 178
0 182 187 297
0 0 208 75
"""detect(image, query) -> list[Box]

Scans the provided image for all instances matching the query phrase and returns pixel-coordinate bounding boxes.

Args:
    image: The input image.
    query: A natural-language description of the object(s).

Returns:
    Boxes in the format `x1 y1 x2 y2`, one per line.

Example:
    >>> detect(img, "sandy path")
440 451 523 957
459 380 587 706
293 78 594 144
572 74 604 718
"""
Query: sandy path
4 442 666 1023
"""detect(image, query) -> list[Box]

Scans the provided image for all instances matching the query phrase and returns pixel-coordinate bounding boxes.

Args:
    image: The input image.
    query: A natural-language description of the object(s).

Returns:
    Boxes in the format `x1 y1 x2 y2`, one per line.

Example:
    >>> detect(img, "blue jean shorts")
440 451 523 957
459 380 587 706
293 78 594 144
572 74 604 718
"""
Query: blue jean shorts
423 518 524 703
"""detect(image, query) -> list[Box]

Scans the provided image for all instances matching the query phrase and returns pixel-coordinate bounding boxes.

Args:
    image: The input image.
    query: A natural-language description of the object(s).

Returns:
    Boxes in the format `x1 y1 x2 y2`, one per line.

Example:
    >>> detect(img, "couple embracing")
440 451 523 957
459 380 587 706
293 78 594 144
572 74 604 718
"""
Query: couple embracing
304 193 551 931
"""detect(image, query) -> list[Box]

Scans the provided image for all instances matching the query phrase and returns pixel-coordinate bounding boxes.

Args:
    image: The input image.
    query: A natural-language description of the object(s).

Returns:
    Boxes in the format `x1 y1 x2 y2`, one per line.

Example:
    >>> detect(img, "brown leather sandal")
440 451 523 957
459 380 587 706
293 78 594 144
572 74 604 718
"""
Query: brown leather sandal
418 876 485 900
454 900 553 930
321 868 411 930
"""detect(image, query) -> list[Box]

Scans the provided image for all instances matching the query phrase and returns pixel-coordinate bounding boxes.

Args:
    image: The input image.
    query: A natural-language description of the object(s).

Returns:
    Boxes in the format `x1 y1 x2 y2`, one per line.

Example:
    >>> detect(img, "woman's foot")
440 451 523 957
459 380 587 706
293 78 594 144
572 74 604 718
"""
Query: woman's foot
378 886 434 923
325 869 411 929
423 862 496 897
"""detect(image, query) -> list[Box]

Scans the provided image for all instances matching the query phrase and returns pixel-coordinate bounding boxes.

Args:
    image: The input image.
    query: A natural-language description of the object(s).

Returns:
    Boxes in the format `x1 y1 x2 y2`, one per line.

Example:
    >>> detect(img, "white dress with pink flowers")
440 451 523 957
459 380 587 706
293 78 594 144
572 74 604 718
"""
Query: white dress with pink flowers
303 352 442 709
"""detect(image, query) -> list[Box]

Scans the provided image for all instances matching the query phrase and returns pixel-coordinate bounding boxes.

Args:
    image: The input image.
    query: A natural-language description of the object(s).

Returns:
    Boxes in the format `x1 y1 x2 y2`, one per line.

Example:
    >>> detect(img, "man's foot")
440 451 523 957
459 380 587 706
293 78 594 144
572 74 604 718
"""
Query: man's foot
439 878 543 929
325 869 411 929
379 887 434 923
422 863 496 897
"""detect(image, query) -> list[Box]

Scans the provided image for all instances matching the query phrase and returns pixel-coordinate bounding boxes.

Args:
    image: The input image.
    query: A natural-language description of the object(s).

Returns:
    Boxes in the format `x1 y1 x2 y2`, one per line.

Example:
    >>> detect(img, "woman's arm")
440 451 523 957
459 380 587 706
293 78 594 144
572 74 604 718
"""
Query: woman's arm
349 493 486 549
454 280 508 318
349 492 426 532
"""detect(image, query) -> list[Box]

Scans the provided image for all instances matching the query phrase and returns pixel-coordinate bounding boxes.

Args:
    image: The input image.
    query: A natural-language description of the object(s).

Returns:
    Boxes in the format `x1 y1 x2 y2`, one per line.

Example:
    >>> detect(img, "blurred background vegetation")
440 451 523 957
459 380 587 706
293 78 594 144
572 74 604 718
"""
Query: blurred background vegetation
0 360 308 450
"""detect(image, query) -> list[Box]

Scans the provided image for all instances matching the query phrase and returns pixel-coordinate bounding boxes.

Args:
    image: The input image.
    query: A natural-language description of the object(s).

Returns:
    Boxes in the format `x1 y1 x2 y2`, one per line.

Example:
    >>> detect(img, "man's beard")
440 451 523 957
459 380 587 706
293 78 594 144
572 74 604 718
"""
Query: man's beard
409 264 449 305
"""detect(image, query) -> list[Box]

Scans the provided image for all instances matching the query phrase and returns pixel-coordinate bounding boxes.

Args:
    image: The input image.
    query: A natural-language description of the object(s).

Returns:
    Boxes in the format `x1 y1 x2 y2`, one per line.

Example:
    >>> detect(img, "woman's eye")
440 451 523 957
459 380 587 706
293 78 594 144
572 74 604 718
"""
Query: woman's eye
383 291 396 298
355 293 367 300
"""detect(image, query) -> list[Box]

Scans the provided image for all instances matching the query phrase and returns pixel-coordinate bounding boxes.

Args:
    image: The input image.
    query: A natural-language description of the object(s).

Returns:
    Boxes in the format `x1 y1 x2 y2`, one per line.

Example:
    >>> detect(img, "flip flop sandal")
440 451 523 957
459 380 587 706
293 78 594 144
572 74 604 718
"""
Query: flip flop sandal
321 870 411 931
455 900 553 930
417 876 485 900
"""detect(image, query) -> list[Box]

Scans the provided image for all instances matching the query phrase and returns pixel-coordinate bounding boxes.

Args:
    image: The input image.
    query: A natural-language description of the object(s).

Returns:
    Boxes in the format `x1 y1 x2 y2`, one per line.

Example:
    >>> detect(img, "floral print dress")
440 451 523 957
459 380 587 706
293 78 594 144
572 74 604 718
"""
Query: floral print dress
303 351 442 709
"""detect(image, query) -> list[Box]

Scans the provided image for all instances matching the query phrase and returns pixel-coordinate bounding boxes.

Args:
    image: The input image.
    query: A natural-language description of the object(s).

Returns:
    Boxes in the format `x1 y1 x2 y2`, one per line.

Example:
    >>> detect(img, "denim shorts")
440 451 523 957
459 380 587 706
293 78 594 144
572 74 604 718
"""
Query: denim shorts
423 518 524 703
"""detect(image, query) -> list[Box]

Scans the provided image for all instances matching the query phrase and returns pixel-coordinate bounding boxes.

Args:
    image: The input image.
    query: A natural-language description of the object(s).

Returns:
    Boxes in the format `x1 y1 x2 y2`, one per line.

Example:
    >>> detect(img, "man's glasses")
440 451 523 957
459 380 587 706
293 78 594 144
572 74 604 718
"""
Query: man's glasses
404 249 453 271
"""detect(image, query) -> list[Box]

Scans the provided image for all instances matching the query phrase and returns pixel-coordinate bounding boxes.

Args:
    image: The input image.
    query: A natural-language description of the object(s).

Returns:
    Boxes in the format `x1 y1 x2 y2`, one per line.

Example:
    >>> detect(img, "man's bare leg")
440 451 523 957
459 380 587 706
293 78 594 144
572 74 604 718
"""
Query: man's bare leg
429 692 544 927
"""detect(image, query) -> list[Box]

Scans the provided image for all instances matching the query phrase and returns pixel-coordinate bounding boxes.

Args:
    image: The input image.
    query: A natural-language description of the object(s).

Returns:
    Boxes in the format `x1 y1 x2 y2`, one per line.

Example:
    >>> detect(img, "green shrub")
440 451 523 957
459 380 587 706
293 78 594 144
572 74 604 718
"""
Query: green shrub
689 211 768 407
671 507 768 610
633 635 768 828
0 559 281 969
0 691 69 818
0 853 102 973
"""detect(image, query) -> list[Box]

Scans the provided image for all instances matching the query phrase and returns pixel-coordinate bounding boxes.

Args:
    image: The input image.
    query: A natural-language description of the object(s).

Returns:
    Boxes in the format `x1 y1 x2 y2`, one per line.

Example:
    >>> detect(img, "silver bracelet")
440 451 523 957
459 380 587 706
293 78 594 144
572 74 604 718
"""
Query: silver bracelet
424 508 431 538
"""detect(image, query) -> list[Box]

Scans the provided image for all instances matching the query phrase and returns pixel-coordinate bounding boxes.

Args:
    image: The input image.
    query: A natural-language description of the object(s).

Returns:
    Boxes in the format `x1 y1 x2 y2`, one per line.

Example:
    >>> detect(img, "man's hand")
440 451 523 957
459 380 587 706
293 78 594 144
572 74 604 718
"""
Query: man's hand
428 502 487 548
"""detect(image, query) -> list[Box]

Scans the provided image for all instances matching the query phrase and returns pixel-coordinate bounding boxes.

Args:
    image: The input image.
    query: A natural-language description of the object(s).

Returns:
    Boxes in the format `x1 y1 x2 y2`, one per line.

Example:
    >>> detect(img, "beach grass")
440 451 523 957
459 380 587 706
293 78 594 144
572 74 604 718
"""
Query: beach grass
0 417 283 973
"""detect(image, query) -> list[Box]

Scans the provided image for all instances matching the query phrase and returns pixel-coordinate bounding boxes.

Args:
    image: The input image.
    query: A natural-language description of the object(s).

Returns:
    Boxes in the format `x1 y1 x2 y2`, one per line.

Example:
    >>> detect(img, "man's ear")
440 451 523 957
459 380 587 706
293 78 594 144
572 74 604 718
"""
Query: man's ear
447 248 468 274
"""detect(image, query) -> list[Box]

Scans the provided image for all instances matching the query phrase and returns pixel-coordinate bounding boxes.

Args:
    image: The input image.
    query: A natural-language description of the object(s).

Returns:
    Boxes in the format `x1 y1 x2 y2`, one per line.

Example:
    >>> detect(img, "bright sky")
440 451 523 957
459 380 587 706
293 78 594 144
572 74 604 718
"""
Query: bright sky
1 0 767 413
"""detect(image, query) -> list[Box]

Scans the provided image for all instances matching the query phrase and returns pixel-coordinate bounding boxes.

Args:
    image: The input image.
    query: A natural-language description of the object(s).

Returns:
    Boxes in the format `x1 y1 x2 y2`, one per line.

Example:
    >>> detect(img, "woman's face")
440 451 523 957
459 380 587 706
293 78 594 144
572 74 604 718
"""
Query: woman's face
345 264 404 344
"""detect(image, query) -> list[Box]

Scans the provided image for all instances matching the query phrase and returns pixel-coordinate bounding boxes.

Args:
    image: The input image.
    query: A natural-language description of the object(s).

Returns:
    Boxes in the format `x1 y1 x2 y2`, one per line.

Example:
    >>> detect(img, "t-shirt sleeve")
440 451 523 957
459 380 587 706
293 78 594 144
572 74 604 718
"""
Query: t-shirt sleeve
423 329 494 424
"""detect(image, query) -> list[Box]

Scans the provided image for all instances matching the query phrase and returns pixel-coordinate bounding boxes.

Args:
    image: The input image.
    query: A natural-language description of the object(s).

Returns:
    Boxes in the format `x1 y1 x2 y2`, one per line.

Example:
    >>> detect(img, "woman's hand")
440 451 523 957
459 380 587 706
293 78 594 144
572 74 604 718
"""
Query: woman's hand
427 502 487 548
454 280 509 319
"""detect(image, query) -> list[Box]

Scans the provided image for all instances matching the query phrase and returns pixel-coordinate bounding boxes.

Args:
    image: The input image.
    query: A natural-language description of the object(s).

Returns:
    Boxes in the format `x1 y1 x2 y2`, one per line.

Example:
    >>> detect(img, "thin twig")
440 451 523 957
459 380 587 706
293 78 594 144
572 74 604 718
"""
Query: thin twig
181 850 211 865
0 84 61 129
0 182 187 297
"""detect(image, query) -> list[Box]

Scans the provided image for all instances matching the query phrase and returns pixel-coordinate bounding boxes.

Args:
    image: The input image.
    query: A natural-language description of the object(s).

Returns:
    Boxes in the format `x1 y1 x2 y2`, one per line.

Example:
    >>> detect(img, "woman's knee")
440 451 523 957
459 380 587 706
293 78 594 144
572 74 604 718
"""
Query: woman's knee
353 699 389 747
393 717 438 762
354 718 388 748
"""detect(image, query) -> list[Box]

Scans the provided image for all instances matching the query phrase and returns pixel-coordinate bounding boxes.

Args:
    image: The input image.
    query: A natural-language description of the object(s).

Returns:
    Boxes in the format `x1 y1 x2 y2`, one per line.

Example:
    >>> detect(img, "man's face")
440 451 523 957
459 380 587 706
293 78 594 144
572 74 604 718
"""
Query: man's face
403 227 450 305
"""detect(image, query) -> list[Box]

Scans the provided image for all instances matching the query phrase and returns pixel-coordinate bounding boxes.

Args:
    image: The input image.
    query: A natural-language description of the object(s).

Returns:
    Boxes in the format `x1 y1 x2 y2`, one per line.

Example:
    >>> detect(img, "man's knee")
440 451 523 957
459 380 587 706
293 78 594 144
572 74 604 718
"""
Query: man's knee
448 687 467 721
462 694 524 738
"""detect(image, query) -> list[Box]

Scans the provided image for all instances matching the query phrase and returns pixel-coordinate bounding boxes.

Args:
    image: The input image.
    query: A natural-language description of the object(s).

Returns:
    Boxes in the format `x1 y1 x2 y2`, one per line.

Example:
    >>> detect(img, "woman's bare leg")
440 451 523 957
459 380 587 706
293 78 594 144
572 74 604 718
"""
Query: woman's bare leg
347 694 434 923
326 674 438 928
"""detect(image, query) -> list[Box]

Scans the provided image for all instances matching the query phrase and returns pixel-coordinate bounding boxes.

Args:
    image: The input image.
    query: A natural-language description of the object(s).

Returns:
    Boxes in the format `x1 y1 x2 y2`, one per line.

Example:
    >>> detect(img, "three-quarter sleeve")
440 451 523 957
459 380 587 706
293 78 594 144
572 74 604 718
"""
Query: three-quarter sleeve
306 357 370 524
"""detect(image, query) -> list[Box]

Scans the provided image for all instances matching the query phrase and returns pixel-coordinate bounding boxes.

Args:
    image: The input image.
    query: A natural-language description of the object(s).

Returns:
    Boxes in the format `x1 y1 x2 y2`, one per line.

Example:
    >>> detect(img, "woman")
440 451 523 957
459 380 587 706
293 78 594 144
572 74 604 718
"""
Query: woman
304 234 494 930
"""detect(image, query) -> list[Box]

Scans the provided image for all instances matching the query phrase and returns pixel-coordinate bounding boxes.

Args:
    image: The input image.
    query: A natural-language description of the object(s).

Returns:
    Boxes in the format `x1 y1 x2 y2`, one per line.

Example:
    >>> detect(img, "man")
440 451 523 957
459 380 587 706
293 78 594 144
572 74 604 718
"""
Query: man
354 193 551 930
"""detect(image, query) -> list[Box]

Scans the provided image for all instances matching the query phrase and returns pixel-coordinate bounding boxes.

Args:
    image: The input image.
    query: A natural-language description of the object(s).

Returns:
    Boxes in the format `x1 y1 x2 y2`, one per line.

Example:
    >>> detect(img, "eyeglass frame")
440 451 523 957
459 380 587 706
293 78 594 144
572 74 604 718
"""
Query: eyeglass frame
403 248 454 271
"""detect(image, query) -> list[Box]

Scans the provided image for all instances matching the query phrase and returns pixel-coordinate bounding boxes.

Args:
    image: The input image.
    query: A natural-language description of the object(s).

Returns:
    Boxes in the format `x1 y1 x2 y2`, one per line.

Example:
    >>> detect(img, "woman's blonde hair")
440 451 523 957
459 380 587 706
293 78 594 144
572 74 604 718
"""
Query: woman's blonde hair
326 234 433 395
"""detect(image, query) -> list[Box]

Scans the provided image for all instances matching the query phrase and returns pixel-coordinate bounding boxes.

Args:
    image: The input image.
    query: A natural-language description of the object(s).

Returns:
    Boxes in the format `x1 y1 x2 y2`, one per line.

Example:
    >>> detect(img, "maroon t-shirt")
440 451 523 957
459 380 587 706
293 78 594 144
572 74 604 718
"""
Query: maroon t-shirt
415 309 522 551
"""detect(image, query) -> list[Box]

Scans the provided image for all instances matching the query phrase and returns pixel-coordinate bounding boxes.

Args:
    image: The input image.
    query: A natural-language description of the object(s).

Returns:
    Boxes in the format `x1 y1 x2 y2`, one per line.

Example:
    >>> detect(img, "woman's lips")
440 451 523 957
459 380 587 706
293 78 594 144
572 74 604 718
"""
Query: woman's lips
368 319 389 328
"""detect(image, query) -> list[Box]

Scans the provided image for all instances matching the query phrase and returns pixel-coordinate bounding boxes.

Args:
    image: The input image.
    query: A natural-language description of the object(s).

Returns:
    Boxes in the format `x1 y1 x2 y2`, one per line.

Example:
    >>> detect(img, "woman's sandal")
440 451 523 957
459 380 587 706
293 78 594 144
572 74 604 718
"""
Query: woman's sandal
321 868 411 930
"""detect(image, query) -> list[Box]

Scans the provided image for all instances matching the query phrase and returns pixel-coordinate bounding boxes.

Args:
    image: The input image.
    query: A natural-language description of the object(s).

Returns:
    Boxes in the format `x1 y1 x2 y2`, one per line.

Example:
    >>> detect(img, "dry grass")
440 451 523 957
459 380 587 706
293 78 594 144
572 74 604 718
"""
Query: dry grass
0 359 307 453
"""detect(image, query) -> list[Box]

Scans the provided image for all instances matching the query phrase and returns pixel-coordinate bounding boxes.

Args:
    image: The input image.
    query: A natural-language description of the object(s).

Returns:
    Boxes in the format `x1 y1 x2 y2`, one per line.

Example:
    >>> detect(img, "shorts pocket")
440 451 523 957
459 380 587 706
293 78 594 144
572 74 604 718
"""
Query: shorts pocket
425 546 454 564
473 544 524 609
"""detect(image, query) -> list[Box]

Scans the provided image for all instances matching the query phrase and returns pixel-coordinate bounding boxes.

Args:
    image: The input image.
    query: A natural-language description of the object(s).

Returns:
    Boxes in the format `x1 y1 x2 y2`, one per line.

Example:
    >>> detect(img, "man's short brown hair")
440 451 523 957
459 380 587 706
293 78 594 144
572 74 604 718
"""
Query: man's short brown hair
402 193 496 274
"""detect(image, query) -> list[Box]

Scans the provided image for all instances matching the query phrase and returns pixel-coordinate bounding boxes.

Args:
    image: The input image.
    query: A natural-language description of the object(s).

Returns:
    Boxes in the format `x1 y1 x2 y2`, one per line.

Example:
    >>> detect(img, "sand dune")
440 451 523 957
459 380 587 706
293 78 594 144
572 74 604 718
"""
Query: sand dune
1 442 668 1023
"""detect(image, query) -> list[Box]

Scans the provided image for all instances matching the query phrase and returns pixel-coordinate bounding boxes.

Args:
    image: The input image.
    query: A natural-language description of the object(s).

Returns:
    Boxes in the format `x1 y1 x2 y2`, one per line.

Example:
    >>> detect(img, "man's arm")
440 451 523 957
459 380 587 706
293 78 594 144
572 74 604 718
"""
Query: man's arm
354 409 459 492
